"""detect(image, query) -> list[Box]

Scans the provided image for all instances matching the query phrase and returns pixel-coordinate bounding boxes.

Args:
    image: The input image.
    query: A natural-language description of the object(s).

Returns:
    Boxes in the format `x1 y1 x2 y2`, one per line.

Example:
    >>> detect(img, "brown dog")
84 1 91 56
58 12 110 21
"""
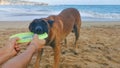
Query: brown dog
29 8 81 68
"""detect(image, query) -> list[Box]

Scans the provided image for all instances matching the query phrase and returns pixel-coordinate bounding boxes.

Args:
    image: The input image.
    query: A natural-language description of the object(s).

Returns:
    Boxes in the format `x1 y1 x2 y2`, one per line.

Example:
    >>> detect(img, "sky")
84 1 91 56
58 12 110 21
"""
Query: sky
25 0 120 5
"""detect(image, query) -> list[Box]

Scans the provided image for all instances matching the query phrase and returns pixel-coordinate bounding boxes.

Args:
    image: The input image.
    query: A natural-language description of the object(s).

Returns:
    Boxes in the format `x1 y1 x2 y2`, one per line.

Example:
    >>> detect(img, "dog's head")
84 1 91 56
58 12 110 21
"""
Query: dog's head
29 19 54 34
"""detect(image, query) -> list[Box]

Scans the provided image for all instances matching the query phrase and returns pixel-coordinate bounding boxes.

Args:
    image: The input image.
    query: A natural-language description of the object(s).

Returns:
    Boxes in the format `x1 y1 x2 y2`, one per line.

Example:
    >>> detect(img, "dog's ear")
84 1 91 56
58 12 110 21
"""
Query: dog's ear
47 20 54 27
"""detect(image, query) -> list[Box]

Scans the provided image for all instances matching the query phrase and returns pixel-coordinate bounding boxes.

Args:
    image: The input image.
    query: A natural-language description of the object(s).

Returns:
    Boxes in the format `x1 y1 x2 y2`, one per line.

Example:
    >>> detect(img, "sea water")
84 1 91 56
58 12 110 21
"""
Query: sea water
0 5 120 21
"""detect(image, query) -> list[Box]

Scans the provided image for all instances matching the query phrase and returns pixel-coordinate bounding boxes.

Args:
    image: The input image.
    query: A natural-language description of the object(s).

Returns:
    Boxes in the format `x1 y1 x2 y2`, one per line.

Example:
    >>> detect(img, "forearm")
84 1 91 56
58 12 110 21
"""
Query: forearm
0 53 12 65
2 45 36 68
0 48 12 65
0 48 4 55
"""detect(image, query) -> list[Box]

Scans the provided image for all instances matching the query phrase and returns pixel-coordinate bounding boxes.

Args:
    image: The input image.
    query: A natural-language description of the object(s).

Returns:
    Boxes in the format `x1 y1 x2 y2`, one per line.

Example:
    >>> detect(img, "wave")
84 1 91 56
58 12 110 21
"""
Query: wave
0 5 120 21
80 11 120 19
0 7 52 16
0 6 120 19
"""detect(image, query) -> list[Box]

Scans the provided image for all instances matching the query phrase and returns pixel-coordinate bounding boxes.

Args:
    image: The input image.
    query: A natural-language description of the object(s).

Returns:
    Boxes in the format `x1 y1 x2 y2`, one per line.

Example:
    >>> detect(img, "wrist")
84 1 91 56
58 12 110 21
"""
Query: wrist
2 47 13 58
5 50 16 59
1 53 13 62
3 48 16 58
27 44 37 54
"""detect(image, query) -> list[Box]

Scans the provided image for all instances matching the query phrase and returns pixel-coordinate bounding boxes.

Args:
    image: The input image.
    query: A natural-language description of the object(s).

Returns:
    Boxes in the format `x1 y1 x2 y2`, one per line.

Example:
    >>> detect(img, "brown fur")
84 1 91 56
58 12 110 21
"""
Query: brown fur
35 8 81 68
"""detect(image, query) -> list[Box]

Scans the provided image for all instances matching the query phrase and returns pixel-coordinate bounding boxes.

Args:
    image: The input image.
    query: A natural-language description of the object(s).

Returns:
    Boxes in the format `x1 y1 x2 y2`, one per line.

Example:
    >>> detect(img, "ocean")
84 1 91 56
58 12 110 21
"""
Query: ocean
0 5 120 21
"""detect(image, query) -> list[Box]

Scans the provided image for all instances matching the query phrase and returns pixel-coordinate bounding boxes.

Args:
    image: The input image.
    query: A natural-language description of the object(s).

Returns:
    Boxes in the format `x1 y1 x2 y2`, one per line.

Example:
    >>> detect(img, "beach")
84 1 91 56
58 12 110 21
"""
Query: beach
0 21 120 68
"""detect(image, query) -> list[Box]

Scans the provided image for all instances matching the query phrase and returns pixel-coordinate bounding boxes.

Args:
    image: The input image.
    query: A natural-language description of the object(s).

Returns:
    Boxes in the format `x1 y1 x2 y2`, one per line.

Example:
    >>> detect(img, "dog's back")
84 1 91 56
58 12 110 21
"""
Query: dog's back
59 8 81 21
55 8 81 41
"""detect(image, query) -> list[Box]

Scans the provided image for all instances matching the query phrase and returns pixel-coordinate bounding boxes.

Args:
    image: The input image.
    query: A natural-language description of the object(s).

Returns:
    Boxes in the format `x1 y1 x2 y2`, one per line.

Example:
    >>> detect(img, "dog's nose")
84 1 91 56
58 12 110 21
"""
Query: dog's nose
35 26 43 34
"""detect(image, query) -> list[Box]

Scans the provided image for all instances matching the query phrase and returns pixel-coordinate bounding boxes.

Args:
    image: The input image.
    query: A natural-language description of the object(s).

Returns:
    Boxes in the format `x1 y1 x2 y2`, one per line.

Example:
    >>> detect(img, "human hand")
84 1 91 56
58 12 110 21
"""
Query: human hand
29 34 46 52
4 38 20 58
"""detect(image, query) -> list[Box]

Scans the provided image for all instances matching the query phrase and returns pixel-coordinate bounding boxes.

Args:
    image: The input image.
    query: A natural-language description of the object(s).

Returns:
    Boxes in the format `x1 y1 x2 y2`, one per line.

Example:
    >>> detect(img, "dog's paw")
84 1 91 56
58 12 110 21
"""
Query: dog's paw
69 49 79 55
61 49 69 54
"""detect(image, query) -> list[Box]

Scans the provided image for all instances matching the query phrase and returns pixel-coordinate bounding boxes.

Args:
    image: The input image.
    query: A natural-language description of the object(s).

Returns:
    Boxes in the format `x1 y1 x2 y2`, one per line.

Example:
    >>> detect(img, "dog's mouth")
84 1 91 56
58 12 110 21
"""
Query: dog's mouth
34 26 44 34
29 19 52 35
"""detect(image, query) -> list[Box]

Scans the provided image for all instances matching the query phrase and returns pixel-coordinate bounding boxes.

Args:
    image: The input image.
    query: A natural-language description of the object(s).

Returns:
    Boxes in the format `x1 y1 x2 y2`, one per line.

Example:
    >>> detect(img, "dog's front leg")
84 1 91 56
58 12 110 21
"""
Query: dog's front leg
53 43 61 68
34 49 43 68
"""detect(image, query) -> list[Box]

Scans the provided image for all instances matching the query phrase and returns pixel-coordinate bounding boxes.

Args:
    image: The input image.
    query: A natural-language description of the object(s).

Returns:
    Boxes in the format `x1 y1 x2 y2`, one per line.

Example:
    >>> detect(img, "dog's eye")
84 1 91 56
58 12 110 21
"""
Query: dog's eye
41 20 45 22
43 22 47 25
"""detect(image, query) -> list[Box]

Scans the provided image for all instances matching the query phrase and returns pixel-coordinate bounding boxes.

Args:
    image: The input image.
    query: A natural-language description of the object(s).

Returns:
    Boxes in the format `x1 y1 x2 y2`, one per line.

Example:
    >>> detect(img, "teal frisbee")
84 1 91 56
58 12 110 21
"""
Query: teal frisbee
10 32 48 43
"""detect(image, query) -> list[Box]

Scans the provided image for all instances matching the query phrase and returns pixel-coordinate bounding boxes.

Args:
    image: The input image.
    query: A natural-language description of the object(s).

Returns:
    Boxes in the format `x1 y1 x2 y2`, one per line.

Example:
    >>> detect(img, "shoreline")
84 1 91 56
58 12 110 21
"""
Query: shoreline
0 21 30 29
0 21 120 29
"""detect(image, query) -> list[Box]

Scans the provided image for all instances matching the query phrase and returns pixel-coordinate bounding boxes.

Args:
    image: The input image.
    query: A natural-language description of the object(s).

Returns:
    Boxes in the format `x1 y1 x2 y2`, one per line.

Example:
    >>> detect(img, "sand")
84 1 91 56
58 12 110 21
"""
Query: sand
0 21 120 68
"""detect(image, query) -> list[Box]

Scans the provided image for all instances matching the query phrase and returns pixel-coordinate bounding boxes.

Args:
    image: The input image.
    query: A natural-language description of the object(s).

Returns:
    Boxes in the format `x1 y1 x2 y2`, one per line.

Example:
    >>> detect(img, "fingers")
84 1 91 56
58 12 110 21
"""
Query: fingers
9 37 20 44
8 37 21 53
14 45 20 52
9 37 20 41
33 34 46 44
33 34 39 40
40 39 46 44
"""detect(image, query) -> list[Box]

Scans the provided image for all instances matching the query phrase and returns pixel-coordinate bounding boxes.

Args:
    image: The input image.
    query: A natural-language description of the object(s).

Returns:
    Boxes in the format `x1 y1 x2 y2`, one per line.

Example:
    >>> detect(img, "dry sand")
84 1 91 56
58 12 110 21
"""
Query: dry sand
0 21 120 68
